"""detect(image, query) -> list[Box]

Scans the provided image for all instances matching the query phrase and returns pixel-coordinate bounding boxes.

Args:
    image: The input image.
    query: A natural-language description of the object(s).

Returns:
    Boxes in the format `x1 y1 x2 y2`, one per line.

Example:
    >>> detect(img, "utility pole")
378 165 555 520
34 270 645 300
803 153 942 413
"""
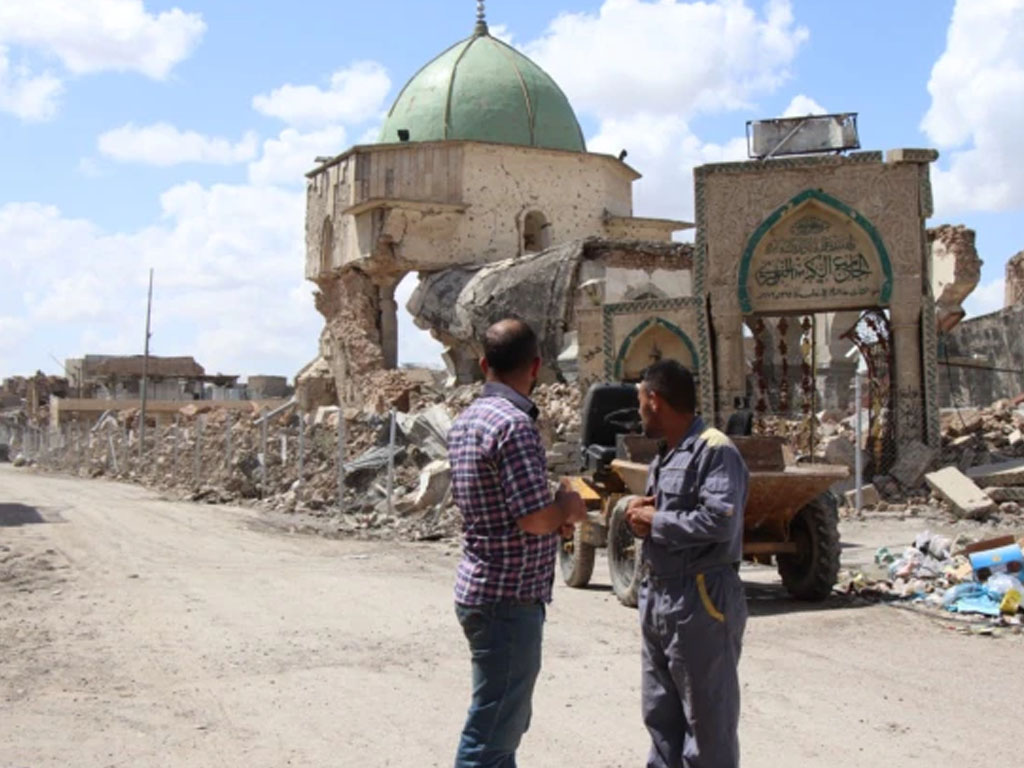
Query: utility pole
139 268 154 459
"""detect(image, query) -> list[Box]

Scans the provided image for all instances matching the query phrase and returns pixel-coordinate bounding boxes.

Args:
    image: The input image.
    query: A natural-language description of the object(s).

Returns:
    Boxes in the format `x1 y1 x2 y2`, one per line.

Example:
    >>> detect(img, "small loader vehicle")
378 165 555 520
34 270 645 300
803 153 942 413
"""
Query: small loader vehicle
559 383 847 607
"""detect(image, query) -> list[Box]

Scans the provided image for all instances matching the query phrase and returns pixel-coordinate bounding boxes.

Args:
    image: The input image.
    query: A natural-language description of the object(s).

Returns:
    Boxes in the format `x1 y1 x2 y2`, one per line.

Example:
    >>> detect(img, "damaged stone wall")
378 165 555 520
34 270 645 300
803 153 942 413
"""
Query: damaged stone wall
930 224 982 333
301 140 688 408
939 304 1024 407
313 268 392 405
1006 250 1024 308
305 141 653 279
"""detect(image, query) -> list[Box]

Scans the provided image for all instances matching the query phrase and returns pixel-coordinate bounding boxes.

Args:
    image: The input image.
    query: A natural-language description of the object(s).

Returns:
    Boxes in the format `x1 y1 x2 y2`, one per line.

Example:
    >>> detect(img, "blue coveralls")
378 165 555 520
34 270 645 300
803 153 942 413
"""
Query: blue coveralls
640 417 750 768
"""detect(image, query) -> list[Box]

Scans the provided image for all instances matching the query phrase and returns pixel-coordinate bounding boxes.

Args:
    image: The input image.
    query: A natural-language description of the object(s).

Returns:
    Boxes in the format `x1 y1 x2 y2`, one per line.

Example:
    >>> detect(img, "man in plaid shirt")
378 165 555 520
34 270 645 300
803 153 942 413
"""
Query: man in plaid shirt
449 318 586 768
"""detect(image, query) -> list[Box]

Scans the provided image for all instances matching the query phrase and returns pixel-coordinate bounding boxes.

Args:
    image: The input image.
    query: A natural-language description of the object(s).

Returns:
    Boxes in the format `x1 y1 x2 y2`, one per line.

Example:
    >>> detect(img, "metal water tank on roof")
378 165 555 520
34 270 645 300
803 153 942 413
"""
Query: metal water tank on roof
747 113 860 159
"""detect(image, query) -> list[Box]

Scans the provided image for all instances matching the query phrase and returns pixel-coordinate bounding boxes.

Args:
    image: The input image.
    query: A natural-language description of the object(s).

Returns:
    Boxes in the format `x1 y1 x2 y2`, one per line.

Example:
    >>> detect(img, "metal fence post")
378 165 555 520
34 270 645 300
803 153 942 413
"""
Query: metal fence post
225 413 233 469
337 412 346 510
194 416 204 488
172 417 180 481
259 410 269 499
855 371 863 514
297 416 305 490
386 409 397 516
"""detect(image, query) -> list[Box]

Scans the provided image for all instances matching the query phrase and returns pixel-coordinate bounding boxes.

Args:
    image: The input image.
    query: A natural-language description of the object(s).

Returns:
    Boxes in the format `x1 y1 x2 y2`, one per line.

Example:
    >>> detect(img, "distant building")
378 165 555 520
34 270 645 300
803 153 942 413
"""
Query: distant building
65 355 239 401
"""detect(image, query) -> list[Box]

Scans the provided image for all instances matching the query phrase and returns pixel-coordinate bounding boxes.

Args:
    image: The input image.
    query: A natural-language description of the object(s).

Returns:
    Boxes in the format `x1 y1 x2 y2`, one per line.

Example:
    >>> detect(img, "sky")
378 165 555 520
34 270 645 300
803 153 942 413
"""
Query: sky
1 0 1022 381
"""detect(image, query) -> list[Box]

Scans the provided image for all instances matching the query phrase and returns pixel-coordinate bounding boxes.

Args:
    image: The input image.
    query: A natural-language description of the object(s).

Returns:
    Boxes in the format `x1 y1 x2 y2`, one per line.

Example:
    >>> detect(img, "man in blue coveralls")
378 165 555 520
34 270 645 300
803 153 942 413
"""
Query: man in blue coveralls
626 360 750 768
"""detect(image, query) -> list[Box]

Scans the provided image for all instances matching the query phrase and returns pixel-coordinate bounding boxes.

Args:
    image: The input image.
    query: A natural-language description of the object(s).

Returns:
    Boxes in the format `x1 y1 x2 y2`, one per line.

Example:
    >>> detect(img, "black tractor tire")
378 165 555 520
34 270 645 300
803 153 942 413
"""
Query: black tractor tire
777 492 841 601
608 496 642 607
559 524 596 588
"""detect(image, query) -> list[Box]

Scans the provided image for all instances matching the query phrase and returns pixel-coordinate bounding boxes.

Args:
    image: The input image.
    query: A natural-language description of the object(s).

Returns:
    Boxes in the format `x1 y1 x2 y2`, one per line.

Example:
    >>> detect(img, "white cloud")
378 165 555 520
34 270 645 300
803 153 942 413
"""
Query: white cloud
0 316 28 352
248 126 347 187
526 0 808 121
963 277 1006 318
252 61 392 128
0 0 205 78
98 122 258 166
782 93 826 117
590 114 748 221
0 47 62 121
534 1 806 222
1 185 321 377
922 0 1024 215
0 1 204 120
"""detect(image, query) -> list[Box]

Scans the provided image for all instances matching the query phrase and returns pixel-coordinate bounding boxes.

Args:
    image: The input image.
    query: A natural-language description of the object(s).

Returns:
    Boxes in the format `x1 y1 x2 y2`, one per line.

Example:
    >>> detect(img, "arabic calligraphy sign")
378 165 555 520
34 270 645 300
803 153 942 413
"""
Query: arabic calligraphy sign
742 200 887 314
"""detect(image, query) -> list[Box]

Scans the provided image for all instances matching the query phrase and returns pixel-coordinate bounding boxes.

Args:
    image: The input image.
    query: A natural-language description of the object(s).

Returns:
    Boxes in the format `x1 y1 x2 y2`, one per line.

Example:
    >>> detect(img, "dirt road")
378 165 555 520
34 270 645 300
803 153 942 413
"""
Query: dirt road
1 464 1018 767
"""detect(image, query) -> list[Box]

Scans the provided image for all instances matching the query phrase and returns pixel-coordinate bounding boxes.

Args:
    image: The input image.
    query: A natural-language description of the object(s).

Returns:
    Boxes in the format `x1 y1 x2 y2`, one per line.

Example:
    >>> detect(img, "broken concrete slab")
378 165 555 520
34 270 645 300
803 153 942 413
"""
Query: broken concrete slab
925 467 999 520
966 458 1024 488
889 440 938 489
985 486 1024 503
844 483 880 508
412 460 451 511
397 405 452 461
823 436 866 471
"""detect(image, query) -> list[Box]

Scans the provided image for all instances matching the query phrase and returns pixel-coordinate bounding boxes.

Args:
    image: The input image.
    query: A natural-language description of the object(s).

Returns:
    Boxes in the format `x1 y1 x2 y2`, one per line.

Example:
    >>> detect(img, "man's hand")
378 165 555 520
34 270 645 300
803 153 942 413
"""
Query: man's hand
556 489 587 525
626 495 656 538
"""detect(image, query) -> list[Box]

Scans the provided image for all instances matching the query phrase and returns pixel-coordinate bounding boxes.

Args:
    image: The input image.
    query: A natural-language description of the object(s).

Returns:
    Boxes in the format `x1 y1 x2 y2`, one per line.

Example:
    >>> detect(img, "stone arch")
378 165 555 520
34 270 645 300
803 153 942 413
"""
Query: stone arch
320 217 334 274
737 188 894 314
614 318 700 381
523 210 551 253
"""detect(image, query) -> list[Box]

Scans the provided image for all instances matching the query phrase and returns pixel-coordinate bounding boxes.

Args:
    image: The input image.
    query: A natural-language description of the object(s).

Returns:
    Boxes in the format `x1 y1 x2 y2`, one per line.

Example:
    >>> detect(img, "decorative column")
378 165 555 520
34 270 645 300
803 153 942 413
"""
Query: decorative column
711 288 746 426
890 275 924 446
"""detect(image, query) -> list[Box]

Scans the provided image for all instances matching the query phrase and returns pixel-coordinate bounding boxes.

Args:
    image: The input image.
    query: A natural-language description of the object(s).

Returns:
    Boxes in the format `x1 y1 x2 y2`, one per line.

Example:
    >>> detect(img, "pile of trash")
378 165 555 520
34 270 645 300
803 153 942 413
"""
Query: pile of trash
840 532 1024 626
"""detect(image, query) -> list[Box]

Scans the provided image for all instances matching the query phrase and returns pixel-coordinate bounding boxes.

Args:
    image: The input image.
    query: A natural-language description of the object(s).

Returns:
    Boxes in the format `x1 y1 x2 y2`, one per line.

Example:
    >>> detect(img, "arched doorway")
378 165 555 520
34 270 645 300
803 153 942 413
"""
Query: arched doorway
614 318 699 383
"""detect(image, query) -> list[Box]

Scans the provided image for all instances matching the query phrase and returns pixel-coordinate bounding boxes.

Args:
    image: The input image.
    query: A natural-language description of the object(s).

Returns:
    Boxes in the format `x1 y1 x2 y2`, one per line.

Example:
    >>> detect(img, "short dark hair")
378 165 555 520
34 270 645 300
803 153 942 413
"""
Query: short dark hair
642 359 697 414
484 318 539 374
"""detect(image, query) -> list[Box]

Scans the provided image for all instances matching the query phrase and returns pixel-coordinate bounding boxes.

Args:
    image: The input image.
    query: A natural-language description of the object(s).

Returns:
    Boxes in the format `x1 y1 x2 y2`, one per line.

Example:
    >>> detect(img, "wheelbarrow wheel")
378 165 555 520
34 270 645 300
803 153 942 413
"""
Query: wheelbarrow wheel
559 523 596 588
608 496 641 607
777 493 840 601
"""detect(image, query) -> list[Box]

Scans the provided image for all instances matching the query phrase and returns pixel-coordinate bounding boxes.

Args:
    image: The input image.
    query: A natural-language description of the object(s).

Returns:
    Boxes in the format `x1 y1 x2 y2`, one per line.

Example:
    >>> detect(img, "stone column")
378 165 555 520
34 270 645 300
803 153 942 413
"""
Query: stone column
890 276 924 446
711 288 746 426
378 281 399 370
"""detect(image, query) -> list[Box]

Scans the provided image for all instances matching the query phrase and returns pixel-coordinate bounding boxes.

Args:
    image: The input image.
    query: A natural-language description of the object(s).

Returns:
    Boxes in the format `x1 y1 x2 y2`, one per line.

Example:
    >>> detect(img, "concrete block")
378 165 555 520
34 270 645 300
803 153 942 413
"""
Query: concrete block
967 458 1024 488
412 460 451 511
823 436 866 470
925 467 999 520
889 440 937 489
844 483 880 508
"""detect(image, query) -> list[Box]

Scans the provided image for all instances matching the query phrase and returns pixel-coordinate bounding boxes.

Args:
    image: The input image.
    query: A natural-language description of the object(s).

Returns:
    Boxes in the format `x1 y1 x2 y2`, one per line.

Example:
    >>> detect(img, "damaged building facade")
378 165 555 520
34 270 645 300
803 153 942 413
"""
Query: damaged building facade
301 9 982 472
302 10 687 403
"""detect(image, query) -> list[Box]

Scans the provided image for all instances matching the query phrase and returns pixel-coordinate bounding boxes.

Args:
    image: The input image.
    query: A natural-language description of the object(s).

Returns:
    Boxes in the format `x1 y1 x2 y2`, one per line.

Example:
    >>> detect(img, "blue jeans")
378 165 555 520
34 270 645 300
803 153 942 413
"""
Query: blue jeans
454 600 545 768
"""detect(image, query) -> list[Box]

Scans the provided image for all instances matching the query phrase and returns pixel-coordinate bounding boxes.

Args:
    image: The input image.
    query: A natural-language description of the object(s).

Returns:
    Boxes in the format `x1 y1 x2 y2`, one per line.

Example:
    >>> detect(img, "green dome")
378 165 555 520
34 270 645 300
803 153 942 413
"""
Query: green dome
378 29 586 153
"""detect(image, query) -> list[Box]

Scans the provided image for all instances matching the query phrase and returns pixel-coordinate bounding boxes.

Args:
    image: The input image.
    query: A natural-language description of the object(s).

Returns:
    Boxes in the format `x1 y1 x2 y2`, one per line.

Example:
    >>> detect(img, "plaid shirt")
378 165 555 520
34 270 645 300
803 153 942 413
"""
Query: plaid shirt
449 382 557 605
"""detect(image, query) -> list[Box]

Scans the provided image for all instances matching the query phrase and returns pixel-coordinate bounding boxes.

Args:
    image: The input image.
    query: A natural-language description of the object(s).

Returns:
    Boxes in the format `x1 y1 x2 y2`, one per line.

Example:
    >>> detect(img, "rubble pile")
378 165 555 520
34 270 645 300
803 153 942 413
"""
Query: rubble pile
20 382 585 542
755 399 1024 520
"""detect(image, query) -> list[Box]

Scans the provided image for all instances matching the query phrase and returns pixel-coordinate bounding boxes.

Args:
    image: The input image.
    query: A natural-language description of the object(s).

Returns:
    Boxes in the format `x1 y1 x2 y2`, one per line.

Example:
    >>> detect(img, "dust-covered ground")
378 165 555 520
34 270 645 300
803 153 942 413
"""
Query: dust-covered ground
1 464 1019 767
